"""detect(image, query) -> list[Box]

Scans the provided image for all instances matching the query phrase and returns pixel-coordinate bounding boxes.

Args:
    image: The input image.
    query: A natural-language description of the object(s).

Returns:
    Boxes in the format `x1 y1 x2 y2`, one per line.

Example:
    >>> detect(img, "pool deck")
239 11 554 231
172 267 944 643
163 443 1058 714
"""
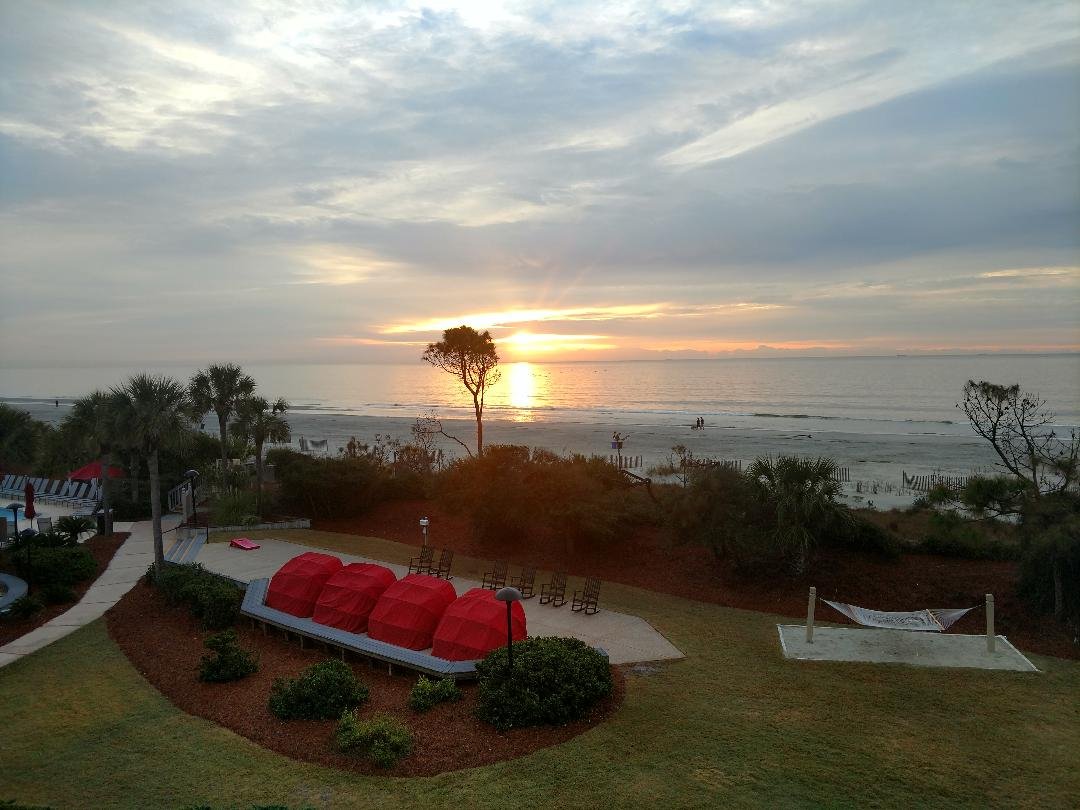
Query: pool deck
194 537 685 667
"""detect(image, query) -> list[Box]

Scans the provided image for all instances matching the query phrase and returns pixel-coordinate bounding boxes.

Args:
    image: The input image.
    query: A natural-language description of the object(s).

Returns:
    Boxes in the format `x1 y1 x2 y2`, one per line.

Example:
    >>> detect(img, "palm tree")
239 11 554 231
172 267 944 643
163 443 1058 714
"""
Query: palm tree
189 364 256 469
747 455 845 574
113 374 193 570
67 390 126 536
232 396 290 518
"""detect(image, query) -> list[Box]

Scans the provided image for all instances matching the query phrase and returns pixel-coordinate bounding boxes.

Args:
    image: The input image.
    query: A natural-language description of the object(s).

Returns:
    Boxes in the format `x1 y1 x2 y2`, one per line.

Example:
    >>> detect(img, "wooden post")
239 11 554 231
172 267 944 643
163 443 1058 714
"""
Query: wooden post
986 593 995 653
806 586 817 644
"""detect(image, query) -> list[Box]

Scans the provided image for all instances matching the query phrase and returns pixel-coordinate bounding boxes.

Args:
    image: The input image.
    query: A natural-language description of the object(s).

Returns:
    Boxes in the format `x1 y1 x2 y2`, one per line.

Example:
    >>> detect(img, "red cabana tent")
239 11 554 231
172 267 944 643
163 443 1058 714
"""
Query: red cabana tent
265 552 343 617
67 460 126 481
312 563 397 633
432 588 527 661
367 574 457 650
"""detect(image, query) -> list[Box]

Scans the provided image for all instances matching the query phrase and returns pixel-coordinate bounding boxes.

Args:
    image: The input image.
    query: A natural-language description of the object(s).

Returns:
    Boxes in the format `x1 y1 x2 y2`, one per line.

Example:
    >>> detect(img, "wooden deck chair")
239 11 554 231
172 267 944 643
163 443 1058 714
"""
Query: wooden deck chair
482 559 508 590
540 571 567 607
510 565 537 599
572 577 602 615
408 544 434 574
431 547 454 580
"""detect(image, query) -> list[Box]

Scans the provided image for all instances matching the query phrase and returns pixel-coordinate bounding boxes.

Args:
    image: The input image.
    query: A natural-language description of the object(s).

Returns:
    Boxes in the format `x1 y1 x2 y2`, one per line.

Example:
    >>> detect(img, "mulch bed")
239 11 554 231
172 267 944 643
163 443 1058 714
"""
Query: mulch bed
0 532 129 647
318 500 1079 660
106 580 624 776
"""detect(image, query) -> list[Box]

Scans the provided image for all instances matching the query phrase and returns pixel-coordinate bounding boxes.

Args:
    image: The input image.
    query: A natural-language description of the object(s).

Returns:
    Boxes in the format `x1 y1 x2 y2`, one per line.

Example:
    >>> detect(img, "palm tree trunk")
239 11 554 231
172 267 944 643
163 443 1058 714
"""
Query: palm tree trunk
101 450 112 536
149 449 164 570
130 453 140 502
255 440 264 519
218 412 229 469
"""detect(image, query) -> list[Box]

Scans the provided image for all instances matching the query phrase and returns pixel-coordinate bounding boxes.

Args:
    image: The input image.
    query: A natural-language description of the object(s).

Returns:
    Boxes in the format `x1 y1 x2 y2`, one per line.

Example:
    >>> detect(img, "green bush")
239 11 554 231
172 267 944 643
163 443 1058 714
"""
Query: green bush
179 576 243 630
53 515 95 544
826 514 901 559
1018 503 1080 636
475 637 613 730
335 712 413 767
150 563 242 629
210 490 259 525
23 546 96 586
198 629 258 683
39 583 76 605
437 446 654 553
408 675 462 712
921 512 1019 561
269 660 369 721
271 449 396 520
5 595 43 620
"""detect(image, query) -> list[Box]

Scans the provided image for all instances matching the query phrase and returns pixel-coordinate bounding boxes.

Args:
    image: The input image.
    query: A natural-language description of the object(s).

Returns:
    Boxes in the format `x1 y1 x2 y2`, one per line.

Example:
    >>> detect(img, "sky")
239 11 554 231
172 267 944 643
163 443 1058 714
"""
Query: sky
1 0 1078 367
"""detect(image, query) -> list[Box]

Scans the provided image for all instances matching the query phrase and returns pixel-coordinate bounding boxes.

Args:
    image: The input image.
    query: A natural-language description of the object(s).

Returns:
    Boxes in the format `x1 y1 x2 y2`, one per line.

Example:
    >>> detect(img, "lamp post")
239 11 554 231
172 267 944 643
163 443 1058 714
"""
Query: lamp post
495 586 522 672
419 516 429 547
184 469 200 527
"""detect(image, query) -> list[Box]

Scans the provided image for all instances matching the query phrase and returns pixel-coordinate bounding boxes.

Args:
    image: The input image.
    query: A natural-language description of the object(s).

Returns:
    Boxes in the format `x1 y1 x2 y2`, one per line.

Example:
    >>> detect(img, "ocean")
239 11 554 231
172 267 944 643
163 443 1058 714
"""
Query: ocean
3 355 1078 505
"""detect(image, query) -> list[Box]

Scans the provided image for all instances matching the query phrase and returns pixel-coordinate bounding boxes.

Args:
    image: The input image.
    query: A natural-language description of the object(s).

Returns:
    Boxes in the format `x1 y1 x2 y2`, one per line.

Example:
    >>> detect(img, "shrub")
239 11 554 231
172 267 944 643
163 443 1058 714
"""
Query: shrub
335 712 412 767
5 595 43 620
826 513 901 559
475 637 613 730
39 583 77 605
272 450 394 520
921 512 1019 561
198 629 258 683
269 660 369 721
179 576 243 630
23 546 96 586
1018 501 1080 638
53 515 94 544
150 563 242 629
408 675 462 712
210 490 259 526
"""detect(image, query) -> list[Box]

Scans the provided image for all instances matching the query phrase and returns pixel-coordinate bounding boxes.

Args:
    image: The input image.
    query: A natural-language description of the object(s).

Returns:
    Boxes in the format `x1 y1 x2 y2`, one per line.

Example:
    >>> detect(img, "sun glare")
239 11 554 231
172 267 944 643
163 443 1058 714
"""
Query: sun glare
508 361 536 410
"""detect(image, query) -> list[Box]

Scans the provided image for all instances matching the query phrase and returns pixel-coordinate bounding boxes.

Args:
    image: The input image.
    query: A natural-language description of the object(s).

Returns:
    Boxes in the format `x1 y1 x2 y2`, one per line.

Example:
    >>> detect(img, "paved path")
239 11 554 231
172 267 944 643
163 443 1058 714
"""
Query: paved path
197 538 685 666
0 516 179 669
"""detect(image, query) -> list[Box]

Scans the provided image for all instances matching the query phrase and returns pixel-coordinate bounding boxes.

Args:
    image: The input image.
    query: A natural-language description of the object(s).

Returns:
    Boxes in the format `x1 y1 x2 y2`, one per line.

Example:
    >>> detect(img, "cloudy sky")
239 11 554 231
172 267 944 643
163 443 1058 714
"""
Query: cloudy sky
1 0 1078 366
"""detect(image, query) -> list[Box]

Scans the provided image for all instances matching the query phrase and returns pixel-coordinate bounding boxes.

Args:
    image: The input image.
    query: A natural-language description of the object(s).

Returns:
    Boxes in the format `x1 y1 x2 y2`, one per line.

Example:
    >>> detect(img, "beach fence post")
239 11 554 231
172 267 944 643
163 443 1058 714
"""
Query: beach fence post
986 593 995 653
806 586 817 644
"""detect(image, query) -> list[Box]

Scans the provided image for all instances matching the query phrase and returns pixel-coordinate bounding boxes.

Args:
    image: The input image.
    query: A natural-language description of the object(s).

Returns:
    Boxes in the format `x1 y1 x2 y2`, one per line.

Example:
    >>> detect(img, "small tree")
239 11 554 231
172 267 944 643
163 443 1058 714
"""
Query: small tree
959 380 1079 499
422 326 500 456
232 396 290 518
190 364 256 469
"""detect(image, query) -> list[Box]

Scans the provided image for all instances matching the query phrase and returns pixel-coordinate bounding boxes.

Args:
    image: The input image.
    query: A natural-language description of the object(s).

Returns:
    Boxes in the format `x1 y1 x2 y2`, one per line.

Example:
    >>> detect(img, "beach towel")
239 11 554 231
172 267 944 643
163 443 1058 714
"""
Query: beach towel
230 537 260 550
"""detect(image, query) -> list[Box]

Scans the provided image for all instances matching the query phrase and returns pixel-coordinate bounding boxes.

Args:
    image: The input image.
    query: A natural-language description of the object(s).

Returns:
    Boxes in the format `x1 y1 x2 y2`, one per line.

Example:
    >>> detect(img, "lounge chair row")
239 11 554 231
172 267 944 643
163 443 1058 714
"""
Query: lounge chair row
481 559 602 614
0 475 101 510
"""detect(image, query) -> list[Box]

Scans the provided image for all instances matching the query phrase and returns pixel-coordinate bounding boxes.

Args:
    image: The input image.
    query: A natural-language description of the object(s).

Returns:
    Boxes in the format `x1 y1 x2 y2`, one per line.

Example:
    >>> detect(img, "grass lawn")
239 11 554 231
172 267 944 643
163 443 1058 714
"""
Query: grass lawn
1 530 1077 809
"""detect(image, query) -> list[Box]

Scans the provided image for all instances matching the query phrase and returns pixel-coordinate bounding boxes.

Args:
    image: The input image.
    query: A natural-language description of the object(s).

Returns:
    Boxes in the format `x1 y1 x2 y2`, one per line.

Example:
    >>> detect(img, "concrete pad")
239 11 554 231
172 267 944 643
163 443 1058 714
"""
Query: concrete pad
0 651 23 667
193 537 684 666
777 625 1038 672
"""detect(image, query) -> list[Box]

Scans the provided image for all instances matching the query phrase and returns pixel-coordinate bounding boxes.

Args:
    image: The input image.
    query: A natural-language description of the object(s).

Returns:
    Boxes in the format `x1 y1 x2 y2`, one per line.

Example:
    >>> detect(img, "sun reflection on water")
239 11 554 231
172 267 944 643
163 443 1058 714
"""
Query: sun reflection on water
507 361 542 419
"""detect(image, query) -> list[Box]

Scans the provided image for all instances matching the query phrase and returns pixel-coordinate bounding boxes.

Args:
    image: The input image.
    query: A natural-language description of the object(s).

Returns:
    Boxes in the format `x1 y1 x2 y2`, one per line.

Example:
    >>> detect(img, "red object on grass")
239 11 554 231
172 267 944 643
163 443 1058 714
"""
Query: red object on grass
312 563 397 633
229 537 260 550
265 552 343 617
67 460 126 481
432 588 527 661
367 574 457 650
24 481 36 521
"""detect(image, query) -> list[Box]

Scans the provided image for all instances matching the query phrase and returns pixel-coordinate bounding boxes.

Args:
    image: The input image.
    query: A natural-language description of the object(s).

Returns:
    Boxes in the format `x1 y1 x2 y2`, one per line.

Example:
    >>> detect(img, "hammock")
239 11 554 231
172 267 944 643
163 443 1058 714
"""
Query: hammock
824 600 975 633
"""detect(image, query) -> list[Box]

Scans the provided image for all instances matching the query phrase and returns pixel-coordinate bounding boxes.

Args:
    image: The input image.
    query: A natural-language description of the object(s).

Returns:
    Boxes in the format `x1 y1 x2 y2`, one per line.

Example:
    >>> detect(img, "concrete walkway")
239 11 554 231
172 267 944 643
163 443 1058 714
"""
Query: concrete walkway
196 537 685 666
0 516 179 669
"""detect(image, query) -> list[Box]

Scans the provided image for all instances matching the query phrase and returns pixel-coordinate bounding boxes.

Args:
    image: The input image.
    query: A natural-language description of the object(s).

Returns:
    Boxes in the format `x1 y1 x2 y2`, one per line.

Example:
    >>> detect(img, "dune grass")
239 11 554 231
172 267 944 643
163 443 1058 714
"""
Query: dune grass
1 530 1078 808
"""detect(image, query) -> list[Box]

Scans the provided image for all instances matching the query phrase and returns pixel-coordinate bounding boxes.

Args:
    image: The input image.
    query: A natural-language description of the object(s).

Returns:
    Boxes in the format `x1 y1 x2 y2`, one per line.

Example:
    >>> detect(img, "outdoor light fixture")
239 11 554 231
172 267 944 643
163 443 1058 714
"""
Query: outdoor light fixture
495 586 523 671
184 469 200 527
419 516 429 547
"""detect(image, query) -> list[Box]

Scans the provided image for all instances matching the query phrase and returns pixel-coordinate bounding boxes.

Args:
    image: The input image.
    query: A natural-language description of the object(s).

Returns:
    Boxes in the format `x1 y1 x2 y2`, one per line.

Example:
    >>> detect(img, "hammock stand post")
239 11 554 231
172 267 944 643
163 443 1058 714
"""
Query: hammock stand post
806 587 817 644
986 593 995 653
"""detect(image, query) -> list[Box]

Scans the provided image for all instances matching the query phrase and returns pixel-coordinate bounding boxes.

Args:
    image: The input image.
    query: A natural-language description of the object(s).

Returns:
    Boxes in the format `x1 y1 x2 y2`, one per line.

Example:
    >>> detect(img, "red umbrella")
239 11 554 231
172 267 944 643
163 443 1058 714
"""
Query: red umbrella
67 460 126 481
24 480 36 521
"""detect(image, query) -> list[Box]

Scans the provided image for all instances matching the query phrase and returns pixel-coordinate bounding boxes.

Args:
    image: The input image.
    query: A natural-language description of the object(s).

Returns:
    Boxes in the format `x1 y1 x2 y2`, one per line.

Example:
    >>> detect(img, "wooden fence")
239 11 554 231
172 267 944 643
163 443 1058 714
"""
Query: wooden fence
608 455 643 469
901 471 970 493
